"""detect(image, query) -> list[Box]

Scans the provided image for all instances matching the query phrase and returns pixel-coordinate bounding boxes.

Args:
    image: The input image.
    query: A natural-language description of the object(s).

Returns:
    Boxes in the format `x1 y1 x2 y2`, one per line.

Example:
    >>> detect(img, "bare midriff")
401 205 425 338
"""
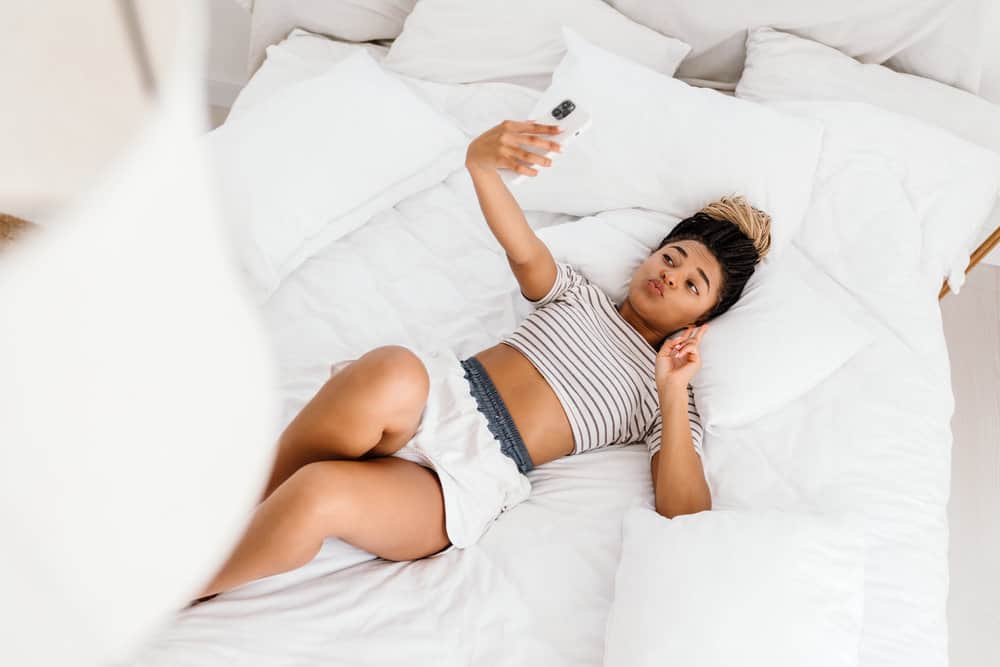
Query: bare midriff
472 342 575 467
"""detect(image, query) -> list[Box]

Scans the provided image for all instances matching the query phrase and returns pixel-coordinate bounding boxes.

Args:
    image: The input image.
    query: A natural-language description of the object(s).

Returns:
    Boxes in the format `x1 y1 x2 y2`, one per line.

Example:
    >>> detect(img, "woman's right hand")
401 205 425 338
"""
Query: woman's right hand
465 120 563 177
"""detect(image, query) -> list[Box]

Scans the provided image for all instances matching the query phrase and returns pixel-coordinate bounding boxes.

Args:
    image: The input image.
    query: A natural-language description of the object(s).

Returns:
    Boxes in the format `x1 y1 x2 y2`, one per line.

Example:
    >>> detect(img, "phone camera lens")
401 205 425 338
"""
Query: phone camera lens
552 108 564 119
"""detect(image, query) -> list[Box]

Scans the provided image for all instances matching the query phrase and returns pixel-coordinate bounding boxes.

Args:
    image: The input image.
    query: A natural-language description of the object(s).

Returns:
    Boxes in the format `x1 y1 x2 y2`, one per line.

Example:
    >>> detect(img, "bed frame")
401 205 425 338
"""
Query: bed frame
939 226 1000 299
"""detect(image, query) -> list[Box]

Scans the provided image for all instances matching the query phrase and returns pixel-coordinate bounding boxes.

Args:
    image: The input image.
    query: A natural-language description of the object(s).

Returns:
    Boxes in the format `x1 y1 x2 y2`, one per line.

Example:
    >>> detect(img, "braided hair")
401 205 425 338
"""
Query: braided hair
656 196 772 325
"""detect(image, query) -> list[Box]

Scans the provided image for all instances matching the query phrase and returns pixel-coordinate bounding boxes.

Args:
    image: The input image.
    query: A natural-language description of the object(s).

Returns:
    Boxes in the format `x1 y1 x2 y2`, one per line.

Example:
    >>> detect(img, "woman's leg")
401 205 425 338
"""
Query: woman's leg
261 345 431 502
195 457 450 600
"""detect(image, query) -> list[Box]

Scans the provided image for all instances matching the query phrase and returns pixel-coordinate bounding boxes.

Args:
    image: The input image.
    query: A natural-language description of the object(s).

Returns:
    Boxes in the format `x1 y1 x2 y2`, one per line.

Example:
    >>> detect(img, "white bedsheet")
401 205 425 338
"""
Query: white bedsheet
125 36 955 667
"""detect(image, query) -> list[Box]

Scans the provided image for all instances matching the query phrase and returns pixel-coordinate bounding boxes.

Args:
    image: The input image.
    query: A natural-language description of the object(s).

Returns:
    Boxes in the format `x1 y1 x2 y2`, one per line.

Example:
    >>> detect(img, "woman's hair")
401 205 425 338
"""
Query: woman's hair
656 195 772 325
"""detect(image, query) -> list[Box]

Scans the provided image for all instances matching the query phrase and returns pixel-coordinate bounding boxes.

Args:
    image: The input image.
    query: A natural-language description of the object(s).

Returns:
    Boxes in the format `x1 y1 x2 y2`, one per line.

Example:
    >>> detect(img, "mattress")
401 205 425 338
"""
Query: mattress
124 31 955 667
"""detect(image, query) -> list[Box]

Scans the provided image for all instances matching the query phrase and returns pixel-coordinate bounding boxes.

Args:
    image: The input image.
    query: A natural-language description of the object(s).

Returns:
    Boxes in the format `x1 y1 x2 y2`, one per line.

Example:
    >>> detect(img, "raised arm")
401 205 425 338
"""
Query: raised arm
650 326 712 518
465 120 562 301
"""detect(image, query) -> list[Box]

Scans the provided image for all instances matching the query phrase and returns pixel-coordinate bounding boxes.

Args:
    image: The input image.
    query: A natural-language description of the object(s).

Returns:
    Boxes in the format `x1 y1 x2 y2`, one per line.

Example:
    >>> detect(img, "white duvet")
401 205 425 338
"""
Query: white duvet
125 37 956 667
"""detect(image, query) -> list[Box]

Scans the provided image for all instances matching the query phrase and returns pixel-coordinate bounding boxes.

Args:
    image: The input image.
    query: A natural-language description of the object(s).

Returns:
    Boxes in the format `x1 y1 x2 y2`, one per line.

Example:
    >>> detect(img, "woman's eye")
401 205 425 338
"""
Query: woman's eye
663 254 673 266
688 282 699 295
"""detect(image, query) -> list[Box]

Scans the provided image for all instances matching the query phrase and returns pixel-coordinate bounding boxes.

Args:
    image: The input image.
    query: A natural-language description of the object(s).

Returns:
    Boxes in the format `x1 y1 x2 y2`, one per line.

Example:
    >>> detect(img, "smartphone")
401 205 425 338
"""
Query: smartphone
508 98 592 186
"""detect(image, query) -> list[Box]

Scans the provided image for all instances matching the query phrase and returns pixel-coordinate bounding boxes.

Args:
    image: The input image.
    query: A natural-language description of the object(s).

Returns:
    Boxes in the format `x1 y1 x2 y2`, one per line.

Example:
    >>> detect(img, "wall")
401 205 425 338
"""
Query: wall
206 0 251 109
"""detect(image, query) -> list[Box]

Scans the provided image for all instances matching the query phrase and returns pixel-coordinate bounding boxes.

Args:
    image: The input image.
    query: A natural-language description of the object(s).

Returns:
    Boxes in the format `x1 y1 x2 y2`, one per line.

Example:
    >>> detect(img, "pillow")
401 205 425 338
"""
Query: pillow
511 27 824 262
230 28 547 144
604 0 953 90
884 0 990 94
980 5 1000 106
738 27 1000 155
232 28 392 120
603 507 865 667
735 33 1000 294
206 49 468 304
535 209 874 430
247 0 416 74
380 0 691 90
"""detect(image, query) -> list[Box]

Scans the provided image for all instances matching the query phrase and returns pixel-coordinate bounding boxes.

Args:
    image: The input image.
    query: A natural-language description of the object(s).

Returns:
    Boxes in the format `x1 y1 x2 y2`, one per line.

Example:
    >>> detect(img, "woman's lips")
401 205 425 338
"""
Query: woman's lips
648 279 663 296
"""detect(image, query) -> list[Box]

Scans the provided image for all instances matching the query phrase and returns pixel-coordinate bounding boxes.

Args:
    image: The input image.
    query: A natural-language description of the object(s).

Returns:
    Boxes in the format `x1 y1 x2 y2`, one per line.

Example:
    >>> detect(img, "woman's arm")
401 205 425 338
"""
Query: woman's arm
650 383 712 519
467 163 555 301
466 162 548 265
465 121 561 300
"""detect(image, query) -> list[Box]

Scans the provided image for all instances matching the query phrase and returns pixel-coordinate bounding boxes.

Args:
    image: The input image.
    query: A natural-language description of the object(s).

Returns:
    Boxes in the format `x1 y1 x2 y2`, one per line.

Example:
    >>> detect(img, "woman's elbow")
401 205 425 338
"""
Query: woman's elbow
655 498 712 519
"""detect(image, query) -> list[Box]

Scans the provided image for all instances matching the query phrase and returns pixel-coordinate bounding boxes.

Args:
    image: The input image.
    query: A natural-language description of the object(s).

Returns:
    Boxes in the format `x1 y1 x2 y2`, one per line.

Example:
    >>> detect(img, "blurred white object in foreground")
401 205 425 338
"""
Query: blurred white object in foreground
0 2 280 665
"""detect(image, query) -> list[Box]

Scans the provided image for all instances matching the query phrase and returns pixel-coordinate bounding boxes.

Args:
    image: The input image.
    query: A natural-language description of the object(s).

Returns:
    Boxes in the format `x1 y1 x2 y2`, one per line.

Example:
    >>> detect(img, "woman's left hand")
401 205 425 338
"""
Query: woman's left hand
655 324 708 393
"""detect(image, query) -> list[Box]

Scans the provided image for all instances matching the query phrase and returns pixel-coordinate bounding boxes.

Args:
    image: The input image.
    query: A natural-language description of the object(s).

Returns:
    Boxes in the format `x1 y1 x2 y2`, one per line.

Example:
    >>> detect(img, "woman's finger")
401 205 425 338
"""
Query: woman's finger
517 148 553 167
672 341 699 357
502 145 553 167
524 121 561 133
511 158 538 176
500 158 536 176
512 134 562 152
505 120 561 134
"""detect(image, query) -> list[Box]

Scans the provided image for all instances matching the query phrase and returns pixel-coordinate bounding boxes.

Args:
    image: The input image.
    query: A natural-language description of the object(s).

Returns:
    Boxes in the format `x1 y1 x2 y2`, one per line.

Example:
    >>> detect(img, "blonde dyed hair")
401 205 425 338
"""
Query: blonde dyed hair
699 195 772 262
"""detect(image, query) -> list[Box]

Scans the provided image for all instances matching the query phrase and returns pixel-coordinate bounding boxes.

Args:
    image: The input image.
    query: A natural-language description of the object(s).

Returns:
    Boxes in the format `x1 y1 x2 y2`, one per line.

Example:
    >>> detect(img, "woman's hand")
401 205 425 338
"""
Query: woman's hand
655 324 709 393
465 120 562 177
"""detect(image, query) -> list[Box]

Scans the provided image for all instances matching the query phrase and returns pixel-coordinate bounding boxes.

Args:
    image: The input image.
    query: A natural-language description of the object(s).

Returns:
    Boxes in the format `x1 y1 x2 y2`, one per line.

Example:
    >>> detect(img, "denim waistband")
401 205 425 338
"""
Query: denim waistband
459 356 535 475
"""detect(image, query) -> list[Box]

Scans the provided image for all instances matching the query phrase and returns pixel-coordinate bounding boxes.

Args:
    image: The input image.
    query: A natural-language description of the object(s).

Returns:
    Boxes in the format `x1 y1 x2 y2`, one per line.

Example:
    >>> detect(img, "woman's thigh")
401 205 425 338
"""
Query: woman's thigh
296 456 450 562
262 346 431 501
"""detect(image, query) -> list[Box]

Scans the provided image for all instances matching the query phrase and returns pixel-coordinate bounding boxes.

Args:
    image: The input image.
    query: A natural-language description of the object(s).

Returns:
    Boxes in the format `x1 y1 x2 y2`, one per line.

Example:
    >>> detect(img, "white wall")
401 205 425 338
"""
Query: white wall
205 0 251 108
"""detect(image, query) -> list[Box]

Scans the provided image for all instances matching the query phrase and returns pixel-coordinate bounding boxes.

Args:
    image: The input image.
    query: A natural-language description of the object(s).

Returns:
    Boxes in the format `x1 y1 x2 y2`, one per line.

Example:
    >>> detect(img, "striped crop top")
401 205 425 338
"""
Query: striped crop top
500 261 704 462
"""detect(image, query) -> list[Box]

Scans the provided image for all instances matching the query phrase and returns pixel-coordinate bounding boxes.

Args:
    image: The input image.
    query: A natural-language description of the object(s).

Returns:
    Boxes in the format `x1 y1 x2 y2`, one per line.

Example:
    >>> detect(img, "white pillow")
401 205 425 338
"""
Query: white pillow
380 0 691 90
605 0 953 90
604 507 866 667
980 4 1000 106
738 27 1000 155
536 209 874 430
232 28 392 120
511 27 824 262
736 27 1000 293
735 41 1000 295
231 28 547 144
206 49 468 304
885 0 990 94
247 0 416 74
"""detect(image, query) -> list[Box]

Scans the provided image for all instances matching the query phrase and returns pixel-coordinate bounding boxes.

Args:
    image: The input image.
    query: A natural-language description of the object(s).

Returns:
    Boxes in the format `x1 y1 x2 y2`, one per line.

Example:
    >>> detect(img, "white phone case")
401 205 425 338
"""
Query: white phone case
506 98 592 186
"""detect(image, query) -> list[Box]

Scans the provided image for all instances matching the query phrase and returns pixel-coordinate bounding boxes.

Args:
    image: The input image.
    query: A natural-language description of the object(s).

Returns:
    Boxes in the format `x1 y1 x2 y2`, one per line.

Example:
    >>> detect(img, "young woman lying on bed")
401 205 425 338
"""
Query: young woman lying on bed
190 120 771 605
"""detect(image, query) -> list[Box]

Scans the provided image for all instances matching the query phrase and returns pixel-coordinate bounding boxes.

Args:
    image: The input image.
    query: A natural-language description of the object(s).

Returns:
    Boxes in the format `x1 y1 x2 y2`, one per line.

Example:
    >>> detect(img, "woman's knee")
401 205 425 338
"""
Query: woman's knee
282 461 362 530
357 346 431 426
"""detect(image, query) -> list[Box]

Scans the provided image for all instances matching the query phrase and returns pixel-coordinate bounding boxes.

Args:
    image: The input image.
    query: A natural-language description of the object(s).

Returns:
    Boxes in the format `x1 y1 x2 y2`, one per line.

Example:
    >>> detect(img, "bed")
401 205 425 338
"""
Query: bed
124 5 1000 666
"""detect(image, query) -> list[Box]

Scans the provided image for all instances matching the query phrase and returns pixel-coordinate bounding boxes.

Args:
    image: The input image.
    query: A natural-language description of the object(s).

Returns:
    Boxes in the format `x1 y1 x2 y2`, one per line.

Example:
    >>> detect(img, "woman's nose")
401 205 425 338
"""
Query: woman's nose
661 271 676 288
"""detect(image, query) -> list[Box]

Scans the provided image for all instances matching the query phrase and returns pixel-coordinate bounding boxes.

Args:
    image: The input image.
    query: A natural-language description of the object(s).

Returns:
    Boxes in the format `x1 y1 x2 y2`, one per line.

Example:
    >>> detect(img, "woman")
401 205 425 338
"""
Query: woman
191 120 771 604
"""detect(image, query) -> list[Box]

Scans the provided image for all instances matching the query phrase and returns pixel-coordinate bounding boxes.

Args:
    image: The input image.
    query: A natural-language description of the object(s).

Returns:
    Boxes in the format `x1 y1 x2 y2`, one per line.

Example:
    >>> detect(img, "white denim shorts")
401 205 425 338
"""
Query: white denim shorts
333 345 533 549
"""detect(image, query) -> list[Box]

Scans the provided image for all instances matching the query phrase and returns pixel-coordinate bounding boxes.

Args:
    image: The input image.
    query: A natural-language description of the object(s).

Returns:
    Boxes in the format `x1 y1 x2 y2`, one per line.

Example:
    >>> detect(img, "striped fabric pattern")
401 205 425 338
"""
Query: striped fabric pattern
501 261 704 461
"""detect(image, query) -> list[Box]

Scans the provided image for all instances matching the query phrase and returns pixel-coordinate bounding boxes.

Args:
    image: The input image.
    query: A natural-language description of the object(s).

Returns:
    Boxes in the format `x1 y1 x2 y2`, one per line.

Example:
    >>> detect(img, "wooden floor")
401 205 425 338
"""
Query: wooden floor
941 263 1000 667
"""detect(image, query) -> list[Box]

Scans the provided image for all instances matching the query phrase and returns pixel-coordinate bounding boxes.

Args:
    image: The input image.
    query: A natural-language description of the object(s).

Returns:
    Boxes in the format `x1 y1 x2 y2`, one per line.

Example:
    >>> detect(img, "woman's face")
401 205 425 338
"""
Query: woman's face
626 239 723 336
